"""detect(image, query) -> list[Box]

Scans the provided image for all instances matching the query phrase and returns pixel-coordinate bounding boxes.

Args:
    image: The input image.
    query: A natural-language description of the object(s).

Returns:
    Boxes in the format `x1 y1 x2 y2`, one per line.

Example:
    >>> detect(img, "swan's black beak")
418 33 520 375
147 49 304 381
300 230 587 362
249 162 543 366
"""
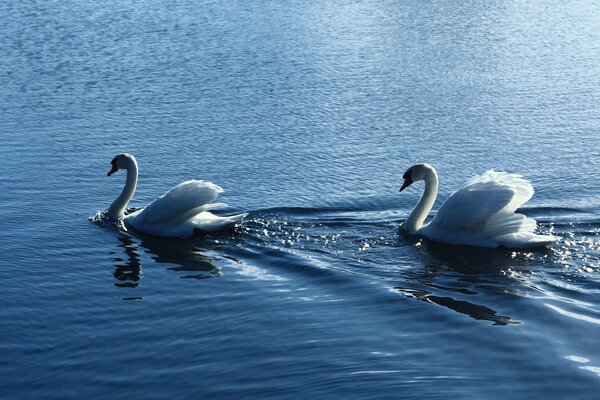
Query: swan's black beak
107 165 118 177
400 178 413 192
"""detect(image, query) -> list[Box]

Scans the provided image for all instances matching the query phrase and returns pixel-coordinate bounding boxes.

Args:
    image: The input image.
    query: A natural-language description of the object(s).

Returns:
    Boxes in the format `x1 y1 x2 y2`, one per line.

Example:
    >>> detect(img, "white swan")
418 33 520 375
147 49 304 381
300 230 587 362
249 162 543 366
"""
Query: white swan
399 163 559 248
107 153 247 238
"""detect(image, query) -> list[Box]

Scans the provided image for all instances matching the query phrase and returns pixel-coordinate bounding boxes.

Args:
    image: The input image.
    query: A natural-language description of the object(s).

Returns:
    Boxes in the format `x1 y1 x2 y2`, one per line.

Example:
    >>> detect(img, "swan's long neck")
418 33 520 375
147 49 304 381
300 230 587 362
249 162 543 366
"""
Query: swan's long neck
404 168 438 234
108 162 138 219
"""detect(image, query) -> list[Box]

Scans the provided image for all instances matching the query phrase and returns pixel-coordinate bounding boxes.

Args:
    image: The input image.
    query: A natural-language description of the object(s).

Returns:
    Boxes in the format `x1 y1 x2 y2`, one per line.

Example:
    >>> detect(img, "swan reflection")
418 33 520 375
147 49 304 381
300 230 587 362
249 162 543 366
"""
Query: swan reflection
113 235 142 287
111 233 226 289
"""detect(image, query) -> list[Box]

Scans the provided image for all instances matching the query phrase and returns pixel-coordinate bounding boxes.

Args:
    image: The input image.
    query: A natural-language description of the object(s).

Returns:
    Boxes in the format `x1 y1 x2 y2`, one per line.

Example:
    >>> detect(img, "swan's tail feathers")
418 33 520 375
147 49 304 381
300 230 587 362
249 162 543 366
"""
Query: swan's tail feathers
495 232 560 248
221 212 248 225
484 212 535 237
191 212 248 233
171 202 232 226
483 212 559 248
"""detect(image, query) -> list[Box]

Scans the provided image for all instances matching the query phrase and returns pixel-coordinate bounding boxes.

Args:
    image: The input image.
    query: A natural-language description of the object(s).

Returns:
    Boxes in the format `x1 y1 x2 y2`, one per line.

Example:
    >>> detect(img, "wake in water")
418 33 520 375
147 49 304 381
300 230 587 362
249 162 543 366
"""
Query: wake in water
92 201 599 326
235 204 599 327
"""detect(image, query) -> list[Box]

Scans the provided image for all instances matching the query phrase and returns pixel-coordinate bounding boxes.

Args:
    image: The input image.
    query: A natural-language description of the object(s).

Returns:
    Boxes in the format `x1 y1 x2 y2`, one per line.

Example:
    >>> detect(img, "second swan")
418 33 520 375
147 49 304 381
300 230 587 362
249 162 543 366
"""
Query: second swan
399 163 559 248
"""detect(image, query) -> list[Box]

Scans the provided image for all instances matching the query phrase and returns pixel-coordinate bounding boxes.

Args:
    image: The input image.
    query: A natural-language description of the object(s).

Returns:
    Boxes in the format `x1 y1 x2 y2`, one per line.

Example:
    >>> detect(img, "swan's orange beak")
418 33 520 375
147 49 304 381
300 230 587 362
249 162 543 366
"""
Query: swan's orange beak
107 165 118 176
400 178 413 192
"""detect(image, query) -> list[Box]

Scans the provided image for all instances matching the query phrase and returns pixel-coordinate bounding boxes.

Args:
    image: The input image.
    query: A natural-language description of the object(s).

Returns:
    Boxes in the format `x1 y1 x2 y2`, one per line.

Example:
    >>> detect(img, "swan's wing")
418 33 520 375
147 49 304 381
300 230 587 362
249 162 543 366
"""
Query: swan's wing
428 171 534 233
133 180 225 225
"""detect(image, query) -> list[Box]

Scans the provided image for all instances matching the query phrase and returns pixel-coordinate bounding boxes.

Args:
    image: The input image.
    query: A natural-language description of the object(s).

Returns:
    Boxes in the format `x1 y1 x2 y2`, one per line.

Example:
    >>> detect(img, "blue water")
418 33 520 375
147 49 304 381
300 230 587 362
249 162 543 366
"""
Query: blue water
1 1 599 398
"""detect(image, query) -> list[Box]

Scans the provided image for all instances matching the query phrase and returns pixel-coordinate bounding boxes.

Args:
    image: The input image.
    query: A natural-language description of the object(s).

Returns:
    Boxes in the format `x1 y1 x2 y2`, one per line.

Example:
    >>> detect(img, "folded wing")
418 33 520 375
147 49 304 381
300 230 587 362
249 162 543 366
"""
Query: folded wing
426 171 557 247
132 180 226 226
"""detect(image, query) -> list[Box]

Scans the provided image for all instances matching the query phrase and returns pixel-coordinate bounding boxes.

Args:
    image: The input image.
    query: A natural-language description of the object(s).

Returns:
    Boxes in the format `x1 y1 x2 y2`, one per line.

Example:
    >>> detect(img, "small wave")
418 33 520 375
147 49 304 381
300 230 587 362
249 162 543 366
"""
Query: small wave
522 206 584 214
546 221 600 234
250 205 389 217
521 206 599 224
545 303 600 325
251 195 402 217
250 206 340 216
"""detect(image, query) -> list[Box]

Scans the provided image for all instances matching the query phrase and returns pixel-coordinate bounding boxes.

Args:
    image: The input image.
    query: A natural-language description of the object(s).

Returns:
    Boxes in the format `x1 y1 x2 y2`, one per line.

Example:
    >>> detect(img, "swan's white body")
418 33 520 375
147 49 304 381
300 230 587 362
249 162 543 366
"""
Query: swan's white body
107 154 246 238
400 164 559 248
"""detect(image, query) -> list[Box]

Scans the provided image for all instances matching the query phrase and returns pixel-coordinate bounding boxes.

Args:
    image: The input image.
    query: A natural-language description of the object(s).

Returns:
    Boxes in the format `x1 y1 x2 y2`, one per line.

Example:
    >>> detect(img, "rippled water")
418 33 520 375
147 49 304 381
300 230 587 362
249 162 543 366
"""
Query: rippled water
1 0 599 398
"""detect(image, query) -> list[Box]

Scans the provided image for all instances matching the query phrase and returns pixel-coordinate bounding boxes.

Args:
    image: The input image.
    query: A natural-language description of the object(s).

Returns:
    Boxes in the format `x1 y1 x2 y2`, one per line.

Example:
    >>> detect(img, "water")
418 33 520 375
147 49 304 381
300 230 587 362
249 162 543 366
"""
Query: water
1 0 599 398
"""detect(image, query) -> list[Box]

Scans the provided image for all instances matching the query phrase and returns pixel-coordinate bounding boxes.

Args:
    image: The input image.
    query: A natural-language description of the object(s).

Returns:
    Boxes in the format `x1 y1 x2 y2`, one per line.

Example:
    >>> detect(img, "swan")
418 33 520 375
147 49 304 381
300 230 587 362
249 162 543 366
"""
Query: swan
399 163 559 248
106 153 247 238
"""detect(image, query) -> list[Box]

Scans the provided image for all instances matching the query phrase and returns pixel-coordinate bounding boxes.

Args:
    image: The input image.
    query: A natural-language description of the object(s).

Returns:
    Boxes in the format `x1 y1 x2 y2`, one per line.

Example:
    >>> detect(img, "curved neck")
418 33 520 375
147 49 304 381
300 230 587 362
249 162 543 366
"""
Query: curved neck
404 169 438 234
108 162 138 219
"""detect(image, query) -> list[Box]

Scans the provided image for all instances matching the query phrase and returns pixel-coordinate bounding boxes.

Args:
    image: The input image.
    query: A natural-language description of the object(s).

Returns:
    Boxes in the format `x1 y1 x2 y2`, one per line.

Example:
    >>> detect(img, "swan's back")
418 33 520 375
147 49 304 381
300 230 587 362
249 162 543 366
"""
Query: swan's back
424 171 558 248
126 180 246 238
133 180 223 225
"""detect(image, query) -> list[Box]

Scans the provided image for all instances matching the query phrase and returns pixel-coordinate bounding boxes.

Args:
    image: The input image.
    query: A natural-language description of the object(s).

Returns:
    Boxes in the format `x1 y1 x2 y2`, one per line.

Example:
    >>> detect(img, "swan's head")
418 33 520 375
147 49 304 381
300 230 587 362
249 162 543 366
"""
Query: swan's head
400 163 435 191
107 153 137 176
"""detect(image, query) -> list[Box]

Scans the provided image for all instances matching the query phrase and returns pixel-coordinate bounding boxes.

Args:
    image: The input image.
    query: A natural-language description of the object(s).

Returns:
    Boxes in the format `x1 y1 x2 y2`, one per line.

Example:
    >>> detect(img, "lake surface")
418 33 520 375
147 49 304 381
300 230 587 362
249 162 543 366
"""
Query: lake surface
1 0 599 398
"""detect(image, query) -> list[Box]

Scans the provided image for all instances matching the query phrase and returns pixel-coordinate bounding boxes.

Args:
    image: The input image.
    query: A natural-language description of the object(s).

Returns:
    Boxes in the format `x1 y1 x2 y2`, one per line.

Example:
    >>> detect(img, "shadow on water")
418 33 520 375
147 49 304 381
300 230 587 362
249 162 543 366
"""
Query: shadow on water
393 234 555 325
393 287 519 326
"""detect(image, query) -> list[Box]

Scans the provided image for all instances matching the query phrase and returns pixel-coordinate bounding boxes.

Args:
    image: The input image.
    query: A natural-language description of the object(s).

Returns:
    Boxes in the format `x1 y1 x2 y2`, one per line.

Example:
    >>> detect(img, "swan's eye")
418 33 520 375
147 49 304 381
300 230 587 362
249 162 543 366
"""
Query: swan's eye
403 170 412 180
